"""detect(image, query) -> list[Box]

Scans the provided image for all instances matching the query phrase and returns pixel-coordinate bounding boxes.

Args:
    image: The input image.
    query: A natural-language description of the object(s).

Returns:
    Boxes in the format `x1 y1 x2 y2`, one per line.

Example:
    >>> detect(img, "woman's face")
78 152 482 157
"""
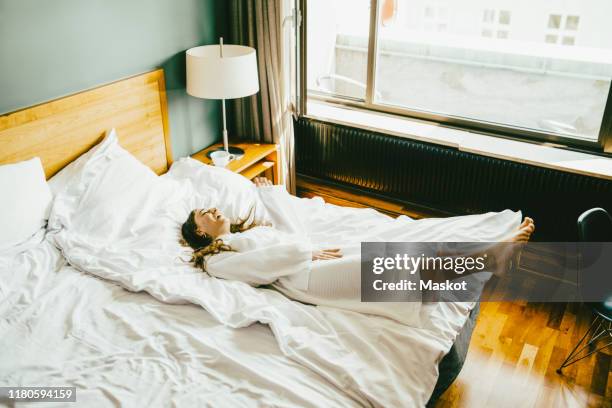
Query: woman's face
193 208 230 238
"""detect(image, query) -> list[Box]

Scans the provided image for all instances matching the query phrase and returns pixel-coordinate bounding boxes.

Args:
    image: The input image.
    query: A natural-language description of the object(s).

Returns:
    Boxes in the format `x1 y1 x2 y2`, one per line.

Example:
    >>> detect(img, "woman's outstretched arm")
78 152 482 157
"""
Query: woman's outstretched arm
205 228 313 286
206 240 313 286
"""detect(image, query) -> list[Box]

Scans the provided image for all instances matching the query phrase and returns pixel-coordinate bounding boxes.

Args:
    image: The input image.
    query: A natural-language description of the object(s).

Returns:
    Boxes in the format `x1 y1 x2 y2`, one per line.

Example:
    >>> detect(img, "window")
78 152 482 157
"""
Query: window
566 15 580 30
422 3 450 32
498 10 511 25
546 13 580 46
306 0 370 100
562 36 575 46
545 34 558 44
305 0 612 147
481 9 511 39
548 14 561 29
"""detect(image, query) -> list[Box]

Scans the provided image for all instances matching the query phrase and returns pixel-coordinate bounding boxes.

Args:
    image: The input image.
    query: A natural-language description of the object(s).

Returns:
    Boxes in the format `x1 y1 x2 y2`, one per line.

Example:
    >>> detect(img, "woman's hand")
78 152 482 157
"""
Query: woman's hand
253 177 273 187
312 248 343 261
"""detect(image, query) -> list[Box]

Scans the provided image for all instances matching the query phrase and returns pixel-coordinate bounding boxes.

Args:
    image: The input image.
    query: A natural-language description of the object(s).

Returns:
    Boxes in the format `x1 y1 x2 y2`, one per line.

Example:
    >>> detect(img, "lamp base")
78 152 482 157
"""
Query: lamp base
206 146 245 160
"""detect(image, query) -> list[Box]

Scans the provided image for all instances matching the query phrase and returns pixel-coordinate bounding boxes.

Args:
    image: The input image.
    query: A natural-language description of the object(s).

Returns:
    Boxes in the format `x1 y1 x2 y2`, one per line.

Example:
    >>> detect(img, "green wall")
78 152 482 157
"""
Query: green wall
0 0 221 159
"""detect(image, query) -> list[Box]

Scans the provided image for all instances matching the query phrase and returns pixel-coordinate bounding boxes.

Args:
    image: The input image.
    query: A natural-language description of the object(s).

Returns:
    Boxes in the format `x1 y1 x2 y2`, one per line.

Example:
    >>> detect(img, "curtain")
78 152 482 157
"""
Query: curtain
227 0 296 193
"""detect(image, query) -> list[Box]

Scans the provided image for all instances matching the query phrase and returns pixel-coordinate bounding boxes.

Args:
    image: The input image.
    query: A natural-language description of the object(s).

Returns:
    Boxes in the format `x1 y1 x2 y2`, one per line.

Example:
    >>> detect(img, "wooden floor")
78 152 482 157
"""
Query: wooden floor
436 301 612 408
296 176 612 408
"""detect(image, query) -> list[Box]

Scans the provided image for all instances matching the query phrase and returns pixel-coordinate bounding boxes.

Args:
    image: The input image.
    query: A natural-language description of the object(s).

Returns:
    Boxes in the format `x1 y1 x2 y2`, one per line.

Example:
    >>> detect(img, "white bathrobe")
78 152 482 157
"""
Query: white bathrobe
205 186 521 325
206 224 427 325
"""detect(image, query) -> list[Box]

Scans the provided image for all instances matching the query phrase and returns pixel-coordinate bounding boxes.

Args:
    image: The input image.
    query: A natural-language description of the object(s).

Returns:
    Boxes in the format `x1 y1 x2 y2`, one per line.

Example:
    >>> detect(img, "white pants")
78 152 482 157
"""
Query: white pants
275 245 424 326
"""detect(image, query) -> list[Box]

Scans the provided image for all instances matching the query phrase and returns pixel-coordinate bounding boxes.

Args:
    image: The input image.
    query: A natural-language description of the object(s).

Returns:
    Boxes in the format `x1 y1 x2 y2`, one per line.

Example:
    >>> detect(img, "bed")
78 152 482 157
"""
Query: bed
0 69 483 407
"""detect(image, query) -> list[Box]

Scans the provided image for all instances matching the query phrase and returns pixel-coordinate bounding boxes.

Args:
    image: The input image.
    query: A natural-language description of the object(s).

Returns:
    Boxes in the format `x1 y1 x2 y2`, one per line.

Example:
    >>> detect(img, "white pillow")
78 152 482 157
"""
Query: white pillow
46 130 201 299
165 158 265 223
48 130 164 241
0 157 52 248
47 128 118 197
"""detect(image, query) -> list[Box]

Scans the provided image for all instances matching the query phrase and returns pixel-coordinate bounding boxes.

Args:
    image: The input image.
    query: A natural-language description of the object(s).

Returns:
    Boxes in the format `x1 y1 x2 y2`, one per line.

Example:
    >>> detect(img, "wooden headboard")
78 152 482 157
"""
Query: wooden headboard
0 69 173 178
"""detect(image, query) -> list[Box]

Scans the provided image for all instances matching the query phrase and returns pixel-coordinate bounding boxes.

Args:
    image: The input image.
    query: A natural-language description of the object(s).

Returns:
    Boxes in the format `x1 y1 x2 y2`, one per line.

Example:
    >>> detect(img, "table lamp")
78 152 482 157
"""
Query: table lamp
186 38 260 158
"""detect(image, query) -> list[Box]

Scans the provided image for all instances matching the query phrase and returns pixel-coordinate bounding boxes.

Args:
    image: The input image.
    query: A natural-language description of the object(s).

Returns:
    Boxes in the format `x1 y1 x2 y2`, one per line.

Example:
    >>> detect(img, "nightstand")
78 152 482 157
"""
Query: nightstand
191 142 282 185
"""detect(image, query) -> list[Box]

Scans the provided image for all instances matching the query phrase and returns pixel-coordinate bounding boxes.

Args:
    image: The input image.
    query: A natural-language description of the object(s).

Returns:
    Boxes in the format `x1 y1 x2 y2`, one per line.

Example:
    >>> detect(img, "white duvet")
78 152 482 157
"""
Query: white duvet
7 133 520 407
0 239 358 407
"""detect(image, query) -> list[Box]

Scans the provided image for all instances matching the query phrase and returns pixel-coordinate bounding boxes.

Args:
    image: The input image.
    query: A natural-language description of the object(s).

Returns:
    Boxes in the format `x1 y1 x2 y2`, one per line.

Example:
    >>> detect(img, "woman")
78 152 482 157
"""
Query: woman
181 177 345 294
181 177 535 324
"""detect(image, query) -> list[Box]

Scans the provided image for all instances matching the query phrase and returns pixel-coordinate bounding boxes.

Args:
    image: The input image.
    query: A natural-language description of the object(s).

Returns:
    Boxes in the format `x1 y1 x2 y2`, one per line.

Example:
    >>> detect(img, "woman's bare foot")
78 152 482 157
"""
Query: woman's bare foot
506 217 535 242
493 217 535 276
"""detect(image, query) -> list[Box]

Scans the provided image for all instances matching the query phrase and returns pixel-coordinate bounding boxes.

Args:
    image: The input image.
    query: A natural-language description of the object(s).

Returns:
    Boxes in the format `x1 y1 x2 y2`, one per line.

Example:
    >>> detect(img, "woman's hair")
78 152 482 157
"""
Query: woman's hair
181 207 257 271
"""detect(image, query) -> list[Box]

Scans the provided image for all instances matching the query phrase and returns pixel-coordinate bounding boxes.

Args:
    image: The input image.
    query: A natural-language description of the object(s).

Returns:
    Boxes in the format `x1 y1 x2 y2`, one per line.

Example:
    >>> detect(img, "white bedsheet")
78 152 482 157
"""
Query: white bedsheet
45 157 521 406
0 241 359 407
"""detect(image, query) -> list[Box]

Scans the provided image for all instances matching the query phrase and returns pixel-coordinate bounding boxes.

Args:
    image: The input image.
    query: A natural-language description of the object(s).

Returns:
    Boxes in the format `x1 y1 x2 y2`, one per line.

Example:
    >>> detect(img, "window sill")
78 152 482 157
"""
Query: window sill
306 102 612 181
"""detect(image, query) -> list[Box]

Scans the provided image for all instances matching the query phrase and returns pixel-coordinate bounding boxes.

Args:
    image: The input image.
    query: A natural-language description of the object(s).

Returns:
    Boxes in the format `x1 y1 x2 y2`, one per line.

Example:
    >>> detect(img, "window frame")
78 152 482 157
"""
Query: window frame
299 0 612 155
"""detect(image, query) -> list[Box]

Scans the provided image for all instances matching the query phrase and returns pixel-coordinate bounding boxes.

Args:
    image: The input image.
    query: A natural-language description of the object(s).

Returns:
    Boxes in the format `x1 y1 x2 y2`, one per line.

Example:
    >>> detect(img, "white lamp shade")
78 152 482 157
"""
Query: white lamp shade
186 44 260 100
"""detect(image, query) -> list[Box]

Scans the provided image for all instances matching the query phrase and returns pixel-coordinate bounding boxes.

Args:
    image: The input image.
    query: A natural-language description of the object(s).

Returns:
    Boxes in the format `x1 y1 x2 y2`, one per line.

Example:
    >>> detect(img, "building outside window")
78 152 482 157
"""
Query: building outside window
306 0 612 147
481 9 511 39
546 13 580 45
423 2 450 33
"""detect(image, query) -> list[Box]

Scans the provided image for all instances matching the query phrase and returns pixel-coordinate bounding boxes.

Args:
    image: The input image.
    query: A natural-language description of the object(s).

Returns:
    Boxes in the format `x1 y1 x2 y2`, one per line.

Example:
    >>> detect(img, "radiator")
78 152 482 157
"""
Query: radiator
295 117 612 241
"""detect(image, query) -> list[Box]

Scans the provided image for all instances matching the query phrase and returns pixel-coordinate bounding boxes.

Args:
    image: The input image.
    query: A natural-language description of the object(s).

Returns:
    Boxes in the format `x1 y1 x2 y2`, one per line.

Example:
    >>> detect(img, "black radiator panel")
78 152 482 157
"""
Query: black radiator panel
295 117 612 240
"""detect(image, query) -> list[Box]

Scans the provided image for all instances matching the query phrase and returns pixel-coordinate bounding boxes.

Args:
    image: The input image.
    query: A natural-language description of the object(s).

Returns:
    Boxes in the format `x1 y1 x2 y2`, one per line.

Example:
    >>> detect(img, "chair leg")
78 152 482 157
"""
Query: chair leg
557 315 612 373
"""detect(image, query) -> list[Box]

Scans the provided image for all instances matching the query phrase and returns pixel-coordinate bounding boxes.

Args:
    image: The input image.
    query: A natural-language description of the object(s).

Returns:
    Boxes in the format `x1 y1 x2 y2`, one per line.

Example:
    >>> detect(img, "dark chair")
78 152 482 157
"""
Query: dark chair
557 208 612 373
